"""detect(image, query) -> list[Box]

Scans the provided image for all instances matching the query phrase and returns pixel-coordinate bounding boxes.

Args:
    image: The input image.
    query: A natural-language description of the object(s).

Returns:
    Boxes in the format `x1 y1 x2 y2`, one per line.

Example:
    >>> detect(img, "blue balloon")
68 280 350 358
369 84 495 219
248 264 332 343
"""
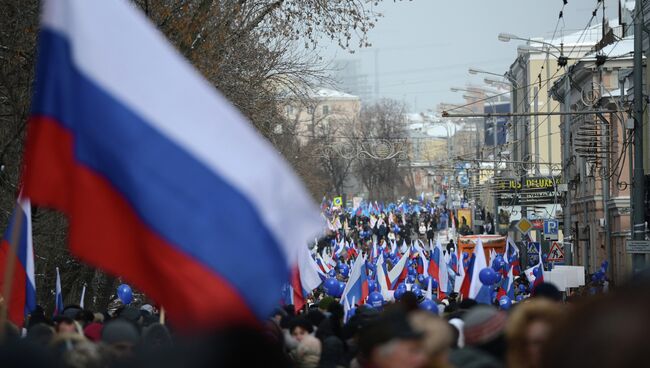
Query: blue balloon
417 274 428 286
411 284 423 298
328 269 336 278
396 282 407 291
419 299 437 313
368 280 377 293
479 268 498 286
337 263 350 278
367 291 384 308
366 262 376 273
408 267 417 276
494 272 502 284
117 284 133 305
406 259 414 268
324 278 339 296
515 294 524 302
337 281 346 297
462 252 469 260
518 284 527 293
533 266 543 278
406 275 416 284
394 288 406 300
492 255 506 272
498 296 512 310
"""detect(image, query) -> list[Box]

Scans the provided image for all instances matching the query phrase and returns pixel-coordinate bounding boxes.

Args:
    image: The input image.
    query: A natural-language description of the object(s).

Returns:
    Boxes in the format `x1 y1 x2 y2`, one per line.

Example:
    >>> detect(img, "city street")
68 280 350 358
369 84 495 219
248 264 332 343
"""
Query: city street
0 1 648 368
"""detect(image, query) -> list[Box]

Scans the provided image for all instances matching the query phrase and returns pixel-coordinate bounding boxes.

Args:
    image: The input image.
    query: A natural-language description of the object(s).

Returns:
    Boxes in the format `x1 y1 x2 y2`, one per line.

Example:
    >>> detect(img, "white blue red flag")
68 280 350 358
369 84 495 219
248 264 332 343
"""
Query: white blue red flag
468 238 492 304
54 267 64 315
387 251 409 289
506 236 521 276
341 255 369 305
0 198 36 326
22 0 322 328
290 246 322 312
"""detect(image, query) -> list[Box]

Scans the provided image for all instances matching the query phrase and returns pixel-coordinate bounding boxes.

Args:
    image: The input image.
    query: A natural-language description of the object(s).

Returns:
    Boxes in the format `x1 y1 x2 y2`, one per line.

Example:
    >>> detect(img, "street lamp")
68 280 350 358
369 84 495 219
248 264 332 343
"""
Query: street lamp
468 68 504 78
517 44 561 58
469 68 518 87
497 32 563 54
451 86 502 96
484 78 511 89
499 32 568 67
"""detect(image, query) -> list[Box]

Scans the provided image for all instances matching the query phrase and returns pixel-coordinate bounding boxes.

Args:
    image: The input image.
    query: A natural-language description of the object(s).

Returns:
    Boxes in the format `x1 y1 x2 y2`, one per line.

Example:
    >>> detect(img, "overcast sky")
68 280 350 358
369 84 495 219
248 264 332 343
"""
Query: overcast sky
319 0 620 112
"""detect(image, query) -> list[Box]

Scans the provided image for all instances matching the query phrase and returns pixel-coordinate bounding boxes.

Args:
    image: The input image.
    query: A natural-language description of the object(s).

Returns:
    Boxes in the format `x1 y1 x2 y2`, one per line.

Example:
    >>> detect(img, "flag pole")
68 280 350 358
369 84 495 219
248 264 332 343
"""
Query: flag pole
159 306 165 325
0 204 25 342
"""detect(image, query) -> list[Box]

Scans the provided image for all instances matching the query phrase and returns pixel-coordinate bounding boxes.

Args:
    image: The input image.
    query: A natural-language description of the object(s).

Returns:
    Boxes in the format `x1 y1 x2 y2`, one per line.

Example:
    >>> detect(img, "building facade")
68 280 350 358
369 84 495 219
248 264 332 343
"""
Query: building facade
551 40 634 284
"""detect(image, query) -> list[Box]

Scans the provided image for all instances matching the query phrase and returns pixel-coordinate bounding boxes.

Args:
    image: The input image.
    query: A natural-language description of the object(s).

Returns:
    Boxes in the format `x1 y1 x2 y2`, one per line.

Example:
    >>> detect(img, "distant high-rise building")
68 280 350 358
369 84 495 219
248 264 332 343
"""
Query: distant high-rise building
331 59 372 102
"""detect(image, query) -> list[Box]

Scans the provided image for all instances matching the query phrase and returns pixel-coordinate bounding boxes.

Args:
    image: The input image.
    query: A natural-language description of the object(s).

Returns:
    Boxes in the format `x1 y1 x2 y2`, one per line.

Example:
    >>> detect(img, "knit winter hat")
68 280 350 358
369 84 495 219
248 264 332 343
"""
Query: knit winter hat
463 305 507 346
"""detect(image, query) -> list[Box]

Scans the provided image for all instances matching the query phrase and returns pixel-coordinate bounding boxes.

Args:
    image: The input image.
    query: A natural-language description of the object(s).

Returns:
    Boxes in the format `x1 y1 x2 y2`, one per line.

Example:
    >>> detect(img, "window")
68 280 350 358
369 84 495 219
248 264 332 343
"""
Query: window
322 105 330 115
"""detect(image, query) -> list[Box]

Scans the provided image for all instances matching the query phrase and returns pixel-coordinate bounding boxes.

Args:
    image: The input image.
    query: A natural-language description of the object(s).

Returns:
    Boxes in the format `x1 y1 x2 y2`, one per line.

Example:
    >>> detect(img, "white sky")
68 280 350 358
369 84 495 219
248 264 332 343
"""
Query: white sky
318 0 620 112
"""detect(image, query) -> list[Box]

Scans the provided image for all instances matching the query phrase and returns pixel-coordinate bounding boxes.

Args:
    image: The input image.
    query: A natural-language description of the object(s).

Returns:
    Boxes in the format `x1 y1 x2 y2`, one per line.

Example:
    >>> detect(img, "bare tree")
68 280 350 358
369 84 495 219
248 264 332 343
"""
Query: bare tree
0 0 399 312
355 100 412 201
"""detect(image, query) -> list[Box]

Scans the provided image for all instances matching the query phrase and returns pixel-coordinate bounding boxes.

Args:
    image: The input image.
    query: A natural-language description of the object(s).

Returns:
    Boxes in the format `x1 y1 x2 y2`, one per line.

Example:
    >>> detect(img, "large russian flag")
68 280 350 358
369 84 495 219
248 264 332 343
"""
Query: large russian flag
22 0 321 329
0 198 36 327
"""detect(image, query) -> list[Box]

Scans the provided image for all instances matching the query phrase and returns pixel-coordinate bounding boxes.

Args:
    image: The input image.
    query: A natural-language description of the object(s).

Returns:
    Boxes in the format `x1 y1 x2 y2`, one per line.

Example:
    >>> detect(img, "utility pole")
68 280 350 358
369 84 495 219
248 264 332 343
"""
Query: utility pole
632 0 646 272
562 71 573 265
534 87 540 175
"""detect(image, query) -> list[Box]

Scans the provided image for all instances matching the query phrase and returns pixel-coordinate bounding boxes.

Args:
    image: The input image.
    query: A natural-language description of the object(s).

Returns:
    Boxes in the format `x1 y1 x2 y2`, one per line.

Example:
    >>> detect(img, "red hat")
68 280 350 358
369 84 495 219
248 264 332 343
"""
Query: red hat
84 322 103 342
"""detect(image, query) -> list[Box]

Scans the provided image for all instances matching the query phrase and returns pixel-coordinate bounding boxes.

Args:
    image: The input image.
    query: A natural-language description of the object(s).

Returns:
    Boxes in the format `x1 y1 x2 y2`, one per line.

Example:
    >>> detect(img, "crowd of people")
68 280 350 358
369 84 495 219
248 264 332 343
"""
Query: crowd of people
0 198 647 367
2 276 646 368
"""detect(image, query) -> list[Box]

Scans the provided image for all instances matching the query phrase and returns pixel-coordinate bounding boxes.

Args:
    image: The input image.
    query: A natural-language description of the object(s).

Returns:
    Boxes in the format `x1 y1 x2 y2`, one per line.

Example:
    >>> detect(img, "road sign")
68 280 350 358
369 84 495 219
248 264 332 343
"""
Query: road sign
548 241 565 262
458 175 469 187
515 218 533 235
543 219 559 240
527 242 540 266
626 240 650 254
332 196 343 207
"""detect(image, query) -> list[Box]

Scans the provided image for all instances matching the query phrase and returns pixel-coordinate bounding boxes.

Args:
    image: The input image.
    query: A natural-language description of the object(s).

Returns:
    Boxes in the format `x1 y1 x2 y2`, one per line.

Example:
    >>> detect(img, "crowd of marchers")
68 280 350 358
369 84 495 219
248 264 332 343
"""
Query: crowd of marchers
275 276 650 368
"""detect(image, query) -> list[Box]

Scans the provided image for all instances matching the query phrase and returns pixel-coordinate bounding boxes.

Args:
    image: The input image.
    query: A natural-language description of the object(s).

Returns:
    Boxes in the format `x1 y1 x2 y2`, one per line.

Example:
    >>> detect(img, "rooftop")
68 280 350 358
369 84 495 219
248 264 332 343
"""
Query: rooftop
309 88 359 100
